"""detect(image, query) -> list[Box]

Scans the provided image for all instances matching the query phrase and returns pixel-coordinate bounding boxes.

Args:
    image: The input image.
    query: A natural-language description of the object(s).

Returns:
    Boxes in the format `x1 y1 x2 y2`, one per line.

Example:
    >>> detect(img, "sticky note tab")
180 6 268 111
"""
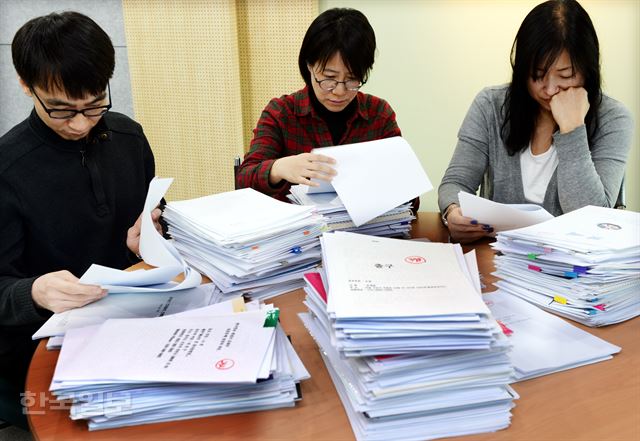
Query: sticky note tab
290 246 302 254
594 304 606 311
263 309 280 327
527 253 538 260
497 320 513 336
543 247 553 254
573 266 589 274
231 297 246 313
564 271 578 278
553 295 568 305
528 264 542 272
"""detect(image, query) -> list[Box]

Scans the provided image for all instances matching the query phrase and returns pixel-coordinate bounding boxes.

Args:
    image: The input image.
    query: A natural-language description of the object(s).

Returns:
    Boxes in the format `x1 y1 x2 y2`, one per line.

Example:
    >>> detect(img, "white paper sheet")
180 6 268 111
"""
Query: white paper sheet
79 177 201 293
53 309 278 384
483 291 620 380
322 232 489 319
312 137 432 226
458 191 553 232
33 283 219 339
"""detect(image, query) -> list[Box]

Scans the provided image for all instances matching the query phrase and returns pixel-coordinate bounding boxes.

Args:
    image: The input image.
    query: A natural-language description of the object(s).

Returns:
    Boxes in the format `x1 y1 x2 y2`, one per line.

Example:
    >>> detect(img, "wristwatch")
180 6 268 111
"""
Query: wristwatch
441 203 458 227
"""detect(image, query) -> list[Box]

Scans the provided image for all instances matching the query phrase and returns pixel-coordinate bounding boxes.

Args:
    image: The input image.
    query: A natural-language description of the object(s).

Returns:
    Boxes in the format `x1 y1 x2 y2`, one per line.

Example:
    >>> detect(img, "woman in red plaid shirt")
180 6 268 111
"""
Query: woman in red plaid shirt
236 8 402 202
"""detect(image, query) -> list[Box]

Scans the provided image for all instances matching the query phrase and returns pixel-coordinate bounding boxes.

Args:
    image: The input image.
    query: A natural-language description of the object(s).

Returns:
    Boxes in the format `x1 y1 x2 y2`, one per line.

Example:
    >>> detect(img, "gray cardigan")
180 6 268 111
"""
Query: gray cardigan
438 85 633 216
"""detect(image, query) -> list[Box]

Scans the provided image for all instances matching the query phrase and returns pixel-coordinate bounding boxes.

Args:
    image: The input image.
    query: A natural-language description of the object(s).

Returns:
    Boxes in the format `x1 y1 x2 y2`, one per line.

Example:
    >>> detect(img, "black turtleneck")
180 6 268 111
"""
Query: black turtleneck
309 87 358 145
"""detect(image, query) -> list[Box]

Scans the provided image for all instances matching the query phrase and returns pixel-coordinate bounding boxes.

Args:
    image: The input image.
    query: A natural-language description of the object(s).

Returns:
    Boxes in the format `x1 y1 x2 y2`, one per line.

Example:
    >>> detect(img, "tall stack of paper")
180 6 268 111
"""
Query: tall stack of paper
492 206 640 326
50 304 309 430
299 232 517 441
162 187 325 301
287 185 414 238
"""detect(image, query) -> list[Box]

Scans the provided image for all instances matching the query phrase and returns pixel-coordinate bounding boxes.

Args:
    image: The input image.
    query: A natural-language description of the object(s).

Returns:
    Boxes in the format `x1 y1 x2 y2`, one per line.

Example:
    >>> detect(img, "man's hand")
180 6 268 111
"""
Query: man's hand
445 206 494 244
126 207 163 257
269 153 337 186
550 86 590 134
32 270 106 313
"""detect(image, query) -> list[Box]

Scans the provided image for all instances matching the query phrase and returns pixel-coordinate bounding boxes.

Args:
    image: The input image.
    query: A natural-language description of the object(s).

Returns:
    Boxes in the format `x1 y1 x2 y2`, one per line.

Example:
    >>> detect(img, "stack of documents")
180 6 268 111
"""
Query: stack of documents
50 301 309 430
162 187 325 301
299 232 517 441
492 206 640 326
288 185 414 238
483 291 621 380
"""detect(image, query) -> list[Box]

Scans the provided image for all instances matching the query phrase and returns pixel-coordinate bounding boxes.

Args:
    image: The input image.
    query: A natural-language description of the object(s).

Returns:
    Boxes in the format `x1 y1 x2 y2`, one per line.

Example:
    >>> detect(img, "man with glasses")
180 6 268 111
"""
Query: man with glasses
0 12 159 429
236 8 403 202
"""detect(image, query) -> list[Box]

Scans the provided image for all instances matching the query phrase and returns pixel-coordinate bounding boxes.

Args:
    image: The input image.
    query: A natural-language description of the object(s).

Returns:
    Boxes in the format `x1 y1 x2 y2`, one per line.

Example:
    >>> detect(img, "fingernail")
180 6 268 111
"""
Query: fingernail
470 220 478 225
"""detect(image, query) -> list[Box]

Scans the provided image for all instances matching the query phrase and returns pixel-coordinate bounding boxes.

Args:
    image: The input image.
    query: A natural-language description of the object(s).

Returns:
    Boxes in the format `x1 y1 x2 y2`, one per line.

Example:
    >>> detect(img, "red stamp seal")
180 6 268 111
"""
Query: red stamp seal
404 256 426 264
215 359 235 370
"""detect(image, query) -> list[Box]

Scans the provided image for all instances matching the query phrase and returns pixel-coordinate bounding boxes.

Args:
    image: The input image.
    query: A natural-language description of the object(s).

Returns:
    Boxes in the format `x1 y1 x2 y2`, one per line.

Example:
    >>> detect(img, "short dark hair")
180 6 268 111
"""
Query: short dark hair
502 0 601 155
298 8 376 87
12 11 115 99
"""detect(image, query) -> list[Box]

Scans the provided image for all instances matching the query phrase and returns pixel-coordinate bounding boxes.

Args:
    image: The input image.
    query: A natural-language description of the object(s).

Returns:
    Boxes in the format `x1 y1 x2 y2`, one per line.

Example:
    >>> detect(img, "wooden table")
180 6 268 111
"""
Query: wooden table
26 213 640 441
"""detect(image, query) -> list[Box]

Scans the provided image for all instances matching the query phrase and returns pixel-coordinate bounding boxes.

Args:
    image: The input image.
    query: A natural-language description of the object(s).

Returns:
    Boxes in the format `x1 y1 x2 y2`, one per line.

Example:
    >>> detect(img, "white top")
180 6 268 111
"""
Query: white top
520 143 559 204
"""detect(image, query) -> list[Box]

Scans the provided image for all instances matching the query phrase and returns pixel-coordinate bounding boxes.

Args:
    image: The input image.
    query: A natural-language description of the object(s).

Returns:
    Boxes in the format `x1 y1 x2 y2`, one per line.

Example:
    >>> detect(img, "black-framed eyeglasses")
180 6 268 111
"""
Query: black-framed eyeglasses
310 71 364 92
31 84 112 120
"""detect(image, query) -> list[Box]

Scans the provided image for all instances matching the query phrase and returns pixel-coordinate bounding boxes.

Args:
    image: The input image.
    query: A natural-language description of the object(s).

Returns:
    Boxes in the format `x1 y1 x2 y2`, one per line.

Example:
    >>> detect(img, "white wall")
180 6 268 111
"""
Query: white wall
320 0 640 212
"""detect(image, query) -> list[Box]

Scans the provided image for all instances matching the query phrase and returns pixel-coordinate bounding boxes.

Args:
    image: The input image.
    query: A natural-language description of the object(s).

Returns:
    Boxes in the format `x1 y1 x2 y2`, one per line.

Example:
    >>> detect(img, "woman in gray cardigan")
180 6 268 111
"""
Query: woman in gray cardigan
438 0 633 243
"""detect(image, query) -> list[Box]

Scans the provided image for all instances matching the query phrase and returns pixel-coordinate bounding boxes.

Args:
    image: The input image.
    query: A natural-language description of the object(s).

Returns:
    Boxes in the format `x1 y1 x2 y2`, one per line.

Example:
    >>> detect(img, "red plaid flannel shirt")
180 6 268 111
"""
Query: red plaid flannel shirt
236 86 402 201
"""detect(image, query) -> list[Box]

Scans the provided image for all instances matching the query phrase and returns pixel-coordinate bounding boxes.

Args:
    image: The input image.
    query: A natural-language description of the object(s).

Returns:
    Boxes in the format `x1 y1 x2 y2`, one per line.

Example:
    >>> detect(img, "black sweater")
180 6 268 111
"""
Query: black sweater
0 110 155 383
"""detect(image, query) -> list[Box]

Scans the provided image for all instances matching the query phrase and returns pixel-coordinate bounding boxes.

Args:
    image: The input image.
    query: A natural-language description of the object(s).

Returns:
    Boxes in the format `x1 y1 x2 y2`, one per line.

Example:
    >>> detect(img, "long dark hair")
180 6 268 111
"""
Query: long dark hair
298 8 376 86
12 11 114 99
501 0 601 155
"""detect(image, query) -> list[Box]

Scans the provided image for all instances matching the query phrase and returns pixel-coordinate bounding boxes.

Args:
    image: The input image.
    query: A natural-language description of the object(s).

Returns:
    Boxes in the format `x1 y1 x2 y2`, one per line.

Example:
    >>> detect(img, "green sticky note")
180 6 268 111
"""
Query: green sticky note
263 309 279 327
527 253 538 260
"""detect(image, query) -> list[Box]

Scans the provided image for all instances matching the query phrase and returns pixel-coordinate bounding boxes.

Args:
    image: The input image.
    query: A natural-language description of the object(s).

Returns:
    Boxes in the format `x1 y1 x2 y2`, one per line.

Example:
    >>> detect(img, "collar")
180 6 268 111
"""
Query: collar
28 109 112 151
293 86 369 121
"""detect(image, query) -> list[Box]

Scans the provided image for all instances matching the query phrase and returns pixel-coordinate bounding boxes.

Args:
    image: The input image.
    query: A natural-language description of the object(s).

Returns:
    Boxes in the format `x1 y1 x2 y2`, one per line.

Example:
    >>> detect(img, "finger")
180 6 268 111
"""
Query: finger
298 176 319 186
309 154 336 164
309 163 337 176
151 208 162 220
54 294 104 312
306 171 334 182
57 279 106 298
